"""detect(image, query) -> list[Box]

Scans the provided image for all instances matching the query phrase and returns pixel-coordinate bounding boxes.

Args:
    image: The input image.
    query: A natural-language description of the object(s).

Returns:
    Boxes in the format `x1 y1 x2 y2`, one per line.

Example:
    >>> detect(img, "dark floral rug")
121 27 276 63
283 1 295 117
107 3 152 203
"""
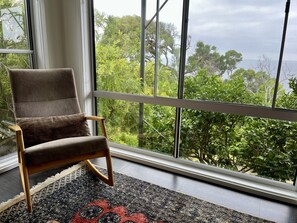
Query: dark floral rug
0 163 273 223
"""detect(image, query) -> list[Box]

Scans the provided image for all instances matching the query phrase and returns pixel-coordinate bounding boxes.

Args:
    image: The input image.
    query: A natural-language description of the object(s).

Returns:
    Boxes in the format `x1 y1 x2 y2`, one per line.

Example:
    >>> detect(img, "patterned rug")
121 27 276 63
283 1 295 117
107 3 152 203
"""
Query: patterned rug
0 162 273 223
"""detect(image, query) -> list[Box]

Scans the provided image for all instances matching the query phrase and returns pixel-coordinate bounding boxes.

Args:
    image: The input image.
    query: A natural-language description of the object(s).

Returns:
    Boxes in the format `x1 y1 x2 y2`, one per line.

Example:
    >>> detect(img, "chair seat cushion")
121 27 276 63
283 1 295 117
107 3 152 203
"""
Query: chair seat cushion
24 136 108 167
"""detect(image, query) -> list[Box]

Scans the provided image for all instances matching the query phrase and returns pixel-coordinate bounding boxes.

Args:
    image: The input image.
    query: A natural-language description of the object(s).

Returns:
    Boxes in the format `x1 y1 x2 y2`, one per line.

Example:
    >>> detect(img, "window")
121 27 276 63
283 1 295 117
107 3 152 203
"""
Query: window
276 0 297 110
0 0 33 159
92 0 297 187
184 0 285 106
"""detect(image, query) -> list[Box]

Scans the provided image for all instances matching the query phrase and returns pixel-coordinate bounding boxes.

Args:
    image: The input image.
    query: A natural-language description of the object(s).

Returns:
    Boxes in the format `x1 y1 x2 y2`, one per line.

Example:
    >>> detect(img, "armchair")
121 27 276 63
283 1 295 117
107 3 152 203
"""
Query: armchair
8 68 113 212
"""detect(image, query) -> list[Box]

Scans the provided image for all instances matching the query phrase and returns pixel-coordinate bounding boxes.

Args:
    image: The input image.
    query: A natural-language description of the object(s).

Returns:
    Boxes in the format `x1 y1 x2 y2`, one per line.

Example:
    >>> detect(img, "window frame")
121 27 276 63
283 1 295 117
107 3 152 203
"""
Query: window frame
0 0 34 59
91 0 297 203
0 0 35 173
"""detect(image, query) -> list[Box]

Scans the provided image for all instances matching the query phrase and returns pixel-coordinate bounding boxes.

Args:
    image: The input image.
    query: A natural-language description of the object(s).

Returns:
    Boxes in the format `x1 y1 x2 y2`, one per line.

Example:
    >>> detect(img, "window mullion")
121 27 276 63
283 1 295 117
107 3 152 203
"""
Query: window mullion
138 0 146 148
173 0 190 158
272 0 290 108
154 0 160 97
24 0 34 67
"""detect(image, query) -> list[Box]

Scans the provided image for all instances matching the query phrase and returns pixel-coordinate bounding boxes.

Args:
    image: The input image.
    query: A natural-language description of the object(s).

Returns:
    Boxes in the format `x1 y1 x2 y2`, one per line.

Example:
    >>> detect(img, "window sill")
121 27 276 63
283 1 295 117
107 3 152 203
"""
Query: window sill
0 153 18 174
110 144 297 205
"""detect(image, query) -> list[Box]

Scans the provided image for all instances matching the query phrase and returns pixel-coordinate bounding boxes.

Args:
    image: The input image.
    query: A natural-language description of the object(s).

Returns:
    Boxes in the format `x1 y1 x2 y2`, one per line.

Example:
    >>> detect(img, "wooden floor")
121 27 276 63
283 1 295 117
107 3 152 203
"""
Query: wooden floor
0 157 296 223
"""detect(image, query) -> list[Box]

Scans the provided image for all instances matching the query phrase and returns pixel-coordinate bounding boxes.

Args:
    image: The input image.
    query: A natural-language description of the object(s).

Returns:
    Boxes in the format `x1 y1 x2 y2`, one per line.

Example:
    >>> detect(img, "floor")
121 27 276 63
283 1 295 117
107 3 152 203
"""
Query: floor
0 157 296 223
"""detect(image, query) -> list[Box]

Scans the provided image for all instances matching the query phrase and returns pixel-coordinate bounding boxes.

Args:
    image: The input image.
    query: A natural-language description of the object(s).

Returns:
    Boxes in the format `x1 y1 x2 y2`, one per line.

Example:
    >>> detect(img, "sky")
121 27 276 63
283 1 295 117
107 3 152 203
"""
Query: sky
94 0 296 66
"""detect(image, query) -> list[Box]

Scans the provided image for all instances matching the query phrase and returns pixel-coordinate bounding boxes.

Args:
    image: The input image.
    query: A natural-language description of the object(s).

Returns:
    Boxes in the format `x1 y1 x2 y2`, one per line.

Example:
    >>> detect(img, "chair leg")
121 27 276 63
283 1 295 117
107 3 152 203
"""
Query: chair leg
85 153 114 186
19 164 32 212
105 149 114 186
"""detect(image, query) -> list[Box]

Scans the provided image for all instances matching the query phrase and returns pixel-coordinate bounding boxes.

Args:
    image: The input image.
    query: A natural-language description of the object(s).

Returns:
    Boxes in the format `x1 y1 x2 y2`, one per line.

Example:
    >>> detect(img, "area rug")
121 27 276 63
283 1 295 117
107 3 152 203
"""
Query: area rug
0 162 273 223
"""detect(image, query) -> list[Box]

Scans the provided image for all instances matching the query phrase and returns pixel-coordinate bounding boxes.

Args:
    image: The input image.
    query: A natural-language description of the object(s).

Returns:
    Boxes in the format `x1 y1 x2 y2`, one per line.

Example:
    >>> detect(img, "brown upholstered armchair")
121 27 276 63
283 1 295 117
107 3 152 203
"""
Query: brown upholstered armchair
7 68 113 212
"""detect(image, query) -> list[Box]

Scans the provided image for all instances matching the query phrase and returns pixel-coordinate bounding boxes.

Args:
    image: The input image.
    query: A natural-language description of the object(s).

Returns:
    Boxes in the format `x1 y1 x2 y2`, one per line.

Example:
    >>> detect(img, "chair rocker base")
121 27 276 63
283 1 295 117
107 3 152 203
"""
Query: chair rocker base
21 159 113 213
85 160 114 186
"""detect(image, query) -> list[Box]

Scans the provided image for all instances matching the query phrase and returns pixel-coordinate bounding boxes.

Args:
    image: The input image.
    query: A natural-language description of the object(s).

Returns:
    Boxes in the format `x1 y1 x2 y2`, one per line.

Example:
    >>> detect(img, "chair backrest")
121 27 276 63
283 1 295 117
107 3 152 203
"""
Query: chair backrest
9 68 81 118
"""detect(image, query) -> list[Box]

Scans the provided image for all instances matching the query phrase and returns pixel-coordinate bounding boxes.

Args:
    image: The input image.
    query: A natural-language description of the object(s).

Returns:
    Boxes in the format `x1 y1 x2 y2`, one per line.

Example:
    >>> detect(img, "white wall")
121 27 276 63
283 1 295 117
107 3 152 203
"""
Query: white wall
32 0 93 114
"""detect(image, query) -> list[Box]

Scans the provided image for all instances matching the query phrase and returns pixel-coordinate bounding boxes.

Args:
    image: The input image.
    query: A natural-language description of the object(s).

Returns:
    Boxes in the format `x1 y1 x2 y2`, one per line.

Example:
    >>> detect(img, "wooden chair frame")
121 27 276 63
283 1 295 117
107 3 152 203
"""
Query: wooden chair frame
8 115 113 213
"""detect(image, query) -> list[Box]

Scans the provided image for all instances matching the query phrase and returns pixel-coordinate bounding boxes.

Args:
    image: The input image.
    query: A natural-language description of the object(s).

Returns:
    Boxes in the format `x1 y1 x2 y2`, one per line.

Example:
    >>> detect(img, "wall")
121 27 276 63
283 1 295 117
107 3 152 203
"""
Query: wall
31 0 93 114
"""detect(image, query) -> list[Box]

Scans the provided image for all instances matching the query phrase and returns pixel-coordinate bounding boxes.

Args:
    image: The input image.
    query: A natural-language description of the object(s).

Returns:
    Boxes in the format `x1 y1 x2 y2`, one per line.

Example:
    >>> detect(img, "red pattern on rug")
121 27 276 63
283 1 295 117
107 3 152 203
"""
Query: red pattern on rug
72 200 164 223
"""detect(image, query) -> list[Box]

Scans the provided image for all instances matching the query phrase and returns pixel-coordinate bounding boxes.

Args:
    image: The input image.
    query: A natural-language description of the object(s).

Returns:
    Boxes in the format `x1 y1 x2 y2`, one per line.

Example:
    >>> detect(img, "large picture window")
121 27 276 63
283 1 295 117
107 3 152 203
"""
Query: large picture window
0 0 33 159
93 0 297 188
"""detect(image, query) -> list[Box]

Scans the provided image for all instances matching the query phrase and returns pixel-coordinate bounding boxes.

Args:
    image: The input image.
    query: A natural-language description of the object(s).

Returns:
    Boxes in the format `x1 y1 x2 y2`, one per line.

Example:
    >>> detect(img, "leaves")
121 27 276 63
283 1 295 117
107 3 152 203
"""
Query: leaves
95 13 297 183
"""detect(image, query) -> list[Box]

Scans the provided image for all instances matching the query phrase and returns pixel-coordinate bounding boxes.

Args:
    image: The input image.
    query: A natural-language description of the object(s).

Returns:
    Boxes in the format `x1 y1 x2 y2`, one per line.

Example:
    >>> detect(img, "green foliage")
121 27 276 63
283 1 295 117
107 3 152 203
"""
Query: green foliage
186 41 242 76
289 77 297 95
1 1 29 120
230 68 276 105
184 69 251 104
95 12 179 155
236 118 297 182
181 109 244 168
142 104 175 154
96 43 141 94
182 70 247 169
94 13 297 183
0 0 30 156
274 78 297 110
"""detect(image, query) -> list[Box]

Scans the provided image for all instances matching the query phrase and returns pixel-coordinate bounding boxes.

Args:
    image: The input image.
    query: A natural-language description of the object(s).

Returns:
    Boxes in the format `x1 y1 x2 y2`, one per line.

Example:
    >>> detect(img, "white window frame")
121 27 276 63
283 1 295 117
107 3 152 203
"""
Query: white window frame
0 0 34 173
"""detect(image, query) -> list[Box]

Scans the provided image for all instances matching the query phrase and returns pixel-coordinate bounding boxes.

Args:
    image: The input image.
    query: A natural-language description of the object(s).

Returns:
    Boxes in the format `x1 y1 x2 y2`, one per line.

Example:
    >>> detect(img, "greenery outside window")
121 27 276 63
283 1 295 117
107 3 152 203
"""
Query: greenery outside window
92 0 297 187
0 0 33 159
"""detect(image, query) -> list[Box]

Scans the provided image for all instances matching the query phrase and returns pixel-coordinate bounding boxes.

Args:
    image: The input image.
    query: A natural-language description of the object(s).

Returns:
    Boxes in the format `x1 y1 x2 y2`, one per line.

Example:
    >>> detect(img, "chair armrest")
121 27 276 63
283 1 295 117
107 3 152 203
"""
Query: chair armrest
1 121 25 161
1 120 21 133
85 116 108 137
85 115 105 122
8 124 22 133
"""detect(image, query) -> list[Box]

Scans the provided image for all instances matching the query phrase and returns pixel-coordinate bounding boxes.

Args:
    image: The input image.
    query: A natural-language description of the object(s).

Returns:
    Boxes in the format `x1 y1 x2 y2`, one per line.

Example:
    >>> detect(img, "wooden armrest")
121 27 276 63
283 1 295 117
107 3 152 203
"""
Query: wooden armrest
85 116 105 121
1 120 22 133
1 122 25 156
85 115 108 137
8 124 22 133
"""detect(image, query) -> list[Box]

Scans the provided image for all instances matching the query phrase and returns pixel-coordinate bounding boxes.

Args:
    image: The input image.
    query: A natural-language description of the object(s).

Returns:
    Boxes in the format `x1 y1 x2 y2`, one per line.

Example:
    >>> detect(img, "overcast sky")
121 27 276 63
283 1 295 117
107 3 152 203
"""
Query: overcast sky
94 0 296 62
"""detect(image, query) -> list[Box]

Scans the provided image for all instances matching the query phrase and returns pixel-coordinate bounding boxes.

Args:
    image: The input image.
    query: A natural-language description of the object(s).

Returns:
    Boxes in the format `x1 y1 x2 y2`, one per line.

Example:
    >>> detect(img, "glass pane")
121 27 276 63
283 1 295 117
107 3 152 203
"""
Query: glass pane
184 0 285 107
94 0 181 97
0 0 29 49
180 109 297 184
145 0 181 97
276 0 297 110
94 0 142 94
0 53 31 157
144 1 157 96
97 98 175 155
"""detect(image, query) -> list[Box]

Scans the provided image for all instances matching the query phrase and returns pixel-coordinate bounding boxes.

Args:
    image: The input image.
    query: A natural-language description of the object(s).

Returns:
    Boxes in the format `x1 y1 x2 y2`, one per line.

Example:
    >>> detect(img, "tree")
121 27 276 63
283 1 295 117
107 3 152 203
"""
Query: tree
186 41 242 76
236 118 297 182
230 68 276 106
289 77 297 95
145 21 179 68
94 11 297 183
182 39 297 182
0 0 30 156
95 10 180 68
1 0 29 116
220 50 242 76
94 13 179 152
181 70 250 169
275 77 297 110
